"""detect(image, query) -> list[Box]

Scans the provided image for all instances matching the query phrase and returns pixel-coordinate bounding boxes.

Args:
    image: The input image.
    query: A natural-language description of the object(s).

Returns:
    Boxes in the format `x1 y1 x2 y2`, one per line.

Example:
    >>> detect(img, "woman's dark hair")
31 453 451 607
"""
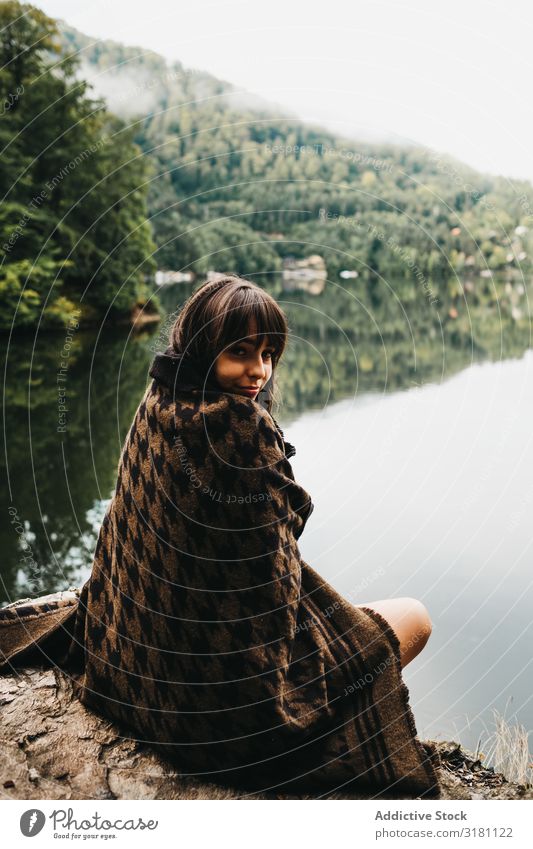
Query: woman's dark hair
168 274 289 413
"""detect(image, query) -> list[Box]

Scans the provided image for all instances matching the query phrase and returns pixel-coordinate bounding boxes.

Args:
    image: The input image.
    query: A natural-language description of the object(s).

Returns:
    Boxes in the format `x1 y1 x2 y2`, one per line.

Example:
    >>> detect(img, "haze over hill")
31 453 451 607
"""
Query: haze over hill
37 0 533 186
56 23 533 290
59 24 296 123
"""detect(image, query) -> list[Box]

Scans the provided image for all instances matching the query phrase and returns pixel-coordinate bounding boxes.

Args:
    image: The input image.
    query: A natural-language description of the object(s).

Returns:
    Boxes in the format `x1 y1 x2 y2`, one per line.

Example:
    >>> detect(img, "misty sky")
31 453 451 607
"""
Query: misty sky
36 0 533 185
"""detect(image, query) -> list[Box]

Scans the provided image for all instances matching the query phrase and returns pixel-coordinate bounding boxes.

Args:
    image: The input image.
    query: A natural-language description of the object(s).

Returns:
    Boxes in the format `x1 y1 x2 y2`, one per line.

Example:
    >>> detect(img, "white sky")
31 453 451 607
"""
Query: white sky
36 0 533 185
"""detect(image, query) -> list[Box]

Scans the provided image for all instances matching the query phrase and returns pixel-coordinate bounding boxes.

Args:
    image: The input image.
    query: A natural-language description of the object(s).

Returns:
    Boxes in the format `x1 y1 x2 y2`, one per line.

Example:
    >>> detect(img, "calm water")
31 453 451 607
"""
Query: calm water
1 279 532 753
290 352 533 753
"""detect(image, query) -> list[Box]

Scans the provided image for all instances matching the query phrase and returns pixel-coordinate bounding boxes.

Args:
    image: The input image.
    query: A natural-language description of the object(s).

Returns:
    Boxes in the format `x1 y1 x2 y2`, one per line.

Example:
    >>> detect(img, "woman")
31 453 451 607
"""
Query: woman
0 275 440 798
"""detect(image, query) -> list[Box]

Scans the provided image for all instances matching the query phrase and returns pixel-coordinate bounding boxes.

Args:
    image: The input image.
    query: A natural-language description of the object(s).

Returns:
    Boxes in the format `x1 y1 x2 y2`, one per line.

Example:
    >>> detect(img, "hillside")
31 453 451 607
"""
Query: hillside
2 0 533 331
59 21 533 299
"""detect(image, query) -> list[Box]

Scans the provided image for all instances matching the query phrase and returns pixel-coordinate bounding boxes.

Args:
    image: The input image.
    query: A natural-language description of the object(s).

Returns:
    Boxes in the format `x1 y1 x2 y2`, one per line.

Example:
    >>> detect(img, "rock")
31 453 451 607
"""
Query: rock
0 666 531 800
432 740 533 800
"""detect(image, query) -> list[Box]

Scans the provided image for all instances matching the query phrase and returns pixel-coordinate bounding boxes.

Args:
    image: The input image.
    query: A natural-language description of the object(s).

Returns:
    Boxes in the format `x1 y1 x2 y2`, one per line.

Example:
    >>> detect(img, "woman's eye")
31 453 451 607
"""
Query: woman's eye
229 347 274 359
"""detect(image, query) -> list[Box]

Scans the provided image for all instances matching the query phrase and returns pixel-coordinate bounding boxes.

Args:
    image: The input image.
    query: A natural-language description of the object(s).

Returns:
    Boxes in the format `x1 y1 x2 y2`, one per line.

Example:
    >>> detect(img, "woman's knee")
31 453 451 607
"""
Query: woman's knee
408 597 432 632
376 596 432 664
404 597 432 652
353 595 432 665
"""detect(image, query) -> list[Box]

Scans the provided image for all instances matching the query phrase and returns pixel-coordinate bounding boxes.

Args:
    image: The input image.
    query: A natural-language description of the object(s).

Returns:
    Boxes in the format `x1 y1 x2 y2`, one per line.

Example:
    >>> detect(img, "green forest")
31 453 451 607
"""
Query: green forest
2 0 533 330
0 2 156 329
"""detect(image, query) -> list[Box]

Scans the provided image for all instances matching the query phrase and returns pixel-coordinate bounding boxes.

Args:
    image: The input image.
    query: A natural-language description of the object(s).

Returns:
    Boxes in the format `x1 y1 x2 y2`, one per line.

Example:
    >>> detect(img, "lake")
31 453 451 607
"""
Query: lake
1 279 531 755
290 350 533 756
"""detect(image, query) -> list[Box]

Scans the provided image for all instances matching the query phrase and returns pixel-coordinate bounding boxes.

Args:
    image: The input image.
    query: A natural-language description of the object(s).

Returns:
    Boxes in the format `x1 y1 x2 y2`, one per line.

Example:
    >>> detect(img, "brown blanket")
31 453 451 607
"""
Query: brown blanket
0 350 440 798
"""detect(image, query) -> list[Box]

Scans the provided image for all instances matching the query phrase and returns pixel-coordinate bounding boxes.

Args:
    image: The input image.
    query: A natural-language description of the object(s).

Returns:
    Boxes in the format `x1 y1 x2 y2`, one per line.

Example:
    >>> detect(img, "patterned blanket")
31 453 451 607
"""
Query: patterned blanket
0 349 440 798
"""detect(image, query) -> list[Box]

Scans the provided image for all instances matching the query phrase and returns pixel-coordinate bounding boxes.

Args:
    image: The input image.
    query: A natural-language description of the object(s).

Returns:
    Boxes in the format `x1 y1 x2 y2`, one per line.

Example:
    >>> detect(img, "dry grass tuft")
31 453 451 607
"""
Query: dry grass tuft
477 707 532 787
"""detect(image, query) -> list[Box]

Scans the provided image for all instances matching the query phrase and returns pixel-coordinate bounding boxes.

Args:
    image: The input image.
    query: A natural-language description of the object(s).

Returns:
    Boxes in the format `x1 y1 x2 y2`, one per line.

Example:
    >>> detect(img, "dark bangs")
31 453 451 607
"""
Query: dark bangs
210 284 288 365
170 276 289 371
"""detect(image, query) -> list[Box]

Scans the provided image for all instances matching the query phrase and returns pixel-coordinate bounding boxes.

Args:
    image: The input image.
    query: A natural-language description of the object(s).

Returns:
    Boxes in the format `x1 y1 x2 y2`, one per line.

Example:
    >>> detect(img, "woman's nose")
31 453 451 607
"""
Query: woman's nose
248 356 266 378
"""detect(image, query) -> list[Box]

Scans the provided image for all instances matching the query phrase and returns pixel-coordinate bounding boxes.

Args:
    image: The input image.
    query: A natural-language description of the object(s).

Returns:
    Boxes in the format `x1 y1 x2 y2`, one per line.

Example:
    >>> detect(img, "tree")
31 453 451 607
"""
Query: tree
0 2 157 329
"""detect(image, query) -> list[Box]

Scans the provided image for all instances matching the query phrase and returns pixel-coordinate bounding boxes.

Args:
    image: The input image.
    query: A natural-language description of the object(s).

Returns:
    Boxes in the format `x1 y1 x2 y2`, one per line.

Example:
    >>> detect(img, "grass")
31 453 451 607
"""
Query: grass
475 704 533 787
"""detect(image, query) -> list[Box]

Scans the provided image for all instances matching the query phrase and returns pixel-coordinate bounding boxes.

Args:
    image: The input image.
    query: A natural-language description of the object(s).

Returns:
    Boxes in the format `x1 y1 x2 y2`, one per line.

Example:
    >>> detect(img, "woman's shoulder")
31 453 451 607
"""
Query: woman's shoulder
146 379 282 443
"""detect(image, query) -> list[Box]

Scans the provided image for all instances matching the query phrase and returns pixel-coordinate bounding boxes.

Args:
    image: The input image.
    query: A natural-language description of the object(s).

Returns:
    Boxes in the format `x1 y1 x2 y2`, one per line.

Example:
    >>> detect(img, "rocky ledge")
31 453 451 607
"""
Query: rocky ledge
0 667 531 801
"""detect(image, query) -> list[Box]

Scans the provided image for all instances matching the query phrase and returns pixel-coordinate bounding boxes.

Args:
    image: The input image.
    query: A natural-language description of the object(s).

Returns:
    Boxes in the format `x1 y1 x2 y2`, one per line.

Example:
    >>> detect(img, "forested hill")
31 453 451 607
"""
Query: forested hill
59 22 533 294
2 0 532 331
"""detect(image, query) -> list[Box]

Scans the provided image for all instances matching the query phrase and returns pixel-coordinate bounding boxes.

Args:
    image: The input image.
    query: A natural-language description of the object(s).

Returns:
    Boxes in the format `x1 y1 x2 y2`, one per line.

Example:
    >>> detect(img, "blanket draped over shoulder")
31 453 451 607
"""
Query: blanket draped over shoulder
0 349 440 798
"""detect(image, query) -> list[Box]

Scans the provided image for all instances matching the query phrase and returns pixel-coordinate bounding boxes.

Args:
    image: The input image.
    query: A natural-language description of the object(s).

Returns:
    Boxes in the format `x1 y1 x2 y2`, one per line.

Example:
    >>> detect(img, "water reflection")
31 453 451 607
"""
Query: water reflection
1 328 151 599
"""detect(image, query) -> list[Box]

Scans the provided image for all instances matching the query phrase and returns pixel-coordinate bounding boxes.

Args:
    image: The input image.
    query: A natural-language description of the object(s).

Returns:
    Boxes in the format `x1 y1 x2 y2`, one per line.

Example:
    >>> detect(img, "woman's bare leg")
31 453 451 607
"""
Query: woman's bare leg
353 597 432 668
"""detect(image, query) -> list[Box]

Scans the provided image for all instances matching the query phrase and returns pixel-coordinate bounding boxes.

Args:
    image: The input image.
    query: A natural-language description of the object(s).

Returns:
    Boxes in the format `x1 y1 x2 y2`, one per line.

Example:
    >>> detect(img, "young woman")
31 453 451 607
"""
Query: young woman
200 284 433 670
0 275 439 798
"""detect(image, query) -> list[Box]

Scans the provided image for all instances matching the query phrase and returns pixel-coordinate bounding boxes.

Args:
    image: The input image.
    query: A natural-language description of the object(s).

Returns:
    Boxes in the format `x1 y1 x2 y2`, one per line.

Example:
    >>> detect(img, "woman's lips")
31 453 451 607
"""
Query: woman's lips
239 387 261 396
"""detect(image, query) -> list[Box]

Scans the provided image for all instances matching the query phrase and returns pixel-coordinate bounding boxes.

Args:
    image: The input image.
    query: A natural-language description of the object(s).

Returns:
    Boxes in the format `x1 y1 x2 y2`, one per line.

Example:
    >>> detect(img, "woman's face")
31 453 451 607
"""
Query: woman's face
214 324 276 399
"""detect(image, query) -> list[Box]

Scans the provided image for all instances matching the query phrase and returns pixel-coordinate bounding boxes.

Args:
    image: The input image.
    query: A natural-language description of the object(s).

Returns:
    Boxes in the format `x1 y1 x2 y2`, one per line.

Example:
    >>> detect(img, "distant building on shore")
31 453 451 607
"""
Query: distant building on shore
155 270 195 286
282 254 327 294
